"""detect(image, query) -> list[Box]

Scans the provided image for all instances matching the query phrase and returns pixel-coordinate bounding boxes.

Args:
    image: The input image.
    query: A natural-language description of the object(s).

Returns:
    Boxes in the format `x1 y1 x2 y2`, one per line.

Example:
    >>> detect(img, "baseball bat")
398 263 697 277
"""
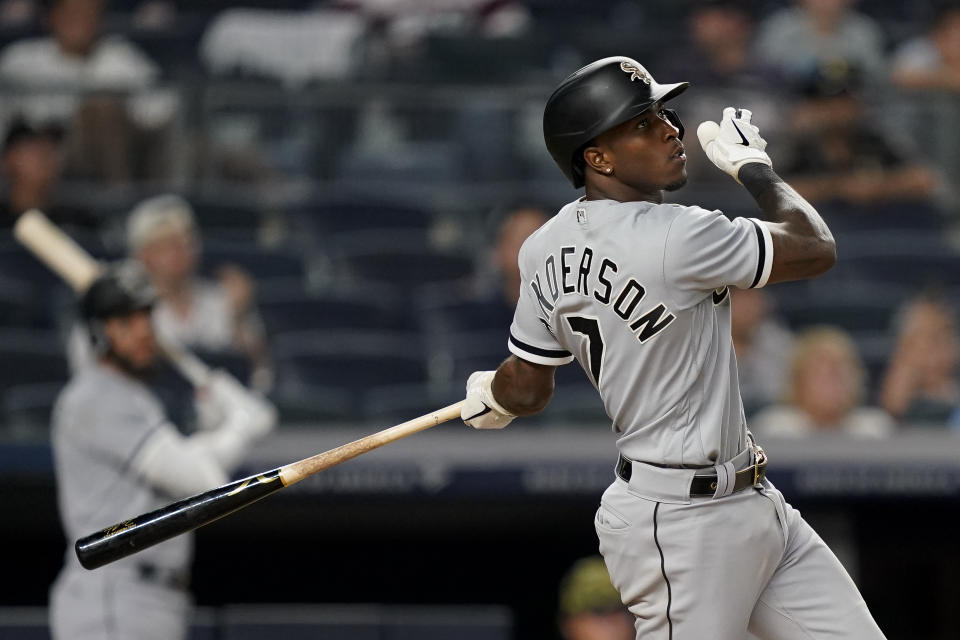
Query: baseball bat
13 208 211 387
75 400 465 570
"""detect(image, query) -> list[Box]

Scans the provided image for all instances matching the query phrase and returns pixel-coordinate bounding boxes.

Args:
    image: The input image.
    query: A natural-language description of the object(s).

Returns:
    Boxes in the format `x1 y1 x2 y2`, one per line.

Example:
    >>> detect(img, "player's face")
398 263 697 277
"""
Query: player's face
104 309 159 371
591 103 687 195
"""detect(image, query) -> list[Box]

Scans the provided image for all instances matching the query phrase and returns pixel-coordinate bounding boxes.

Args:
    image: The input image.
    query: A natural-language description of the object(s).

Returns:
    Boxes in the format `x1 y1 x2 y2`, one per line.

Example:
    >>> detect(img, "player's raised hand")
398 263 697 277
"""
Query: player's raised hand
697 107 772 184
462 370 515 429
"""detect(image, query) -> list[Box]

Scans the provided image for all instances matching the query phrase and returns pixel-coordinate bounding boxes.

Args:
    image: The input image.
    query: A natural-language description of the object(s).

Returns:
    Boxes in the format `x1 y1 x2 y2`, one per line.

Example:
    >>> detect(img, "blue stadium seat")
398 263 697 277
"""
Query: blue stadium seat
361 382 462 422
1 382 63 439
328 233 473 290
0 330 69 388
417 288 515 336
269 383 357 424
295 199 434 235
201 239 306 280
272 330 428 397
259 285 407 335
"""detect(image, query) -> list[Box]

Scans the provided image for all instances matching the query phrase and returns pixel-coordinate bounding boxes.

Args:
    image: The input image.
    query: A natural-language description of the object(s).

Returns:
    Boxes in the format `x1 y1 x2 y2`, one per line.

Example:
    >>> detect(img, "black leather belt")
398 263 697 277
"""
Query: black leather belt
616 448 767 497
138 564 190 591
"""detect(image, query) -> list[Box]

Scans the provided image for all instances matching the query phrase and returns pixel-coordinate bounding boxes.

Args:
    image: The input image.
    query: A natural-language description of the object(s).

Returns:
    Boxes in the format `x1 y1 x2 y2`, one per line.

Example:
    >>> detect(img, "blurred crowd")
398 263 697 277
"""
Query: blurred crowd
2 0 960 440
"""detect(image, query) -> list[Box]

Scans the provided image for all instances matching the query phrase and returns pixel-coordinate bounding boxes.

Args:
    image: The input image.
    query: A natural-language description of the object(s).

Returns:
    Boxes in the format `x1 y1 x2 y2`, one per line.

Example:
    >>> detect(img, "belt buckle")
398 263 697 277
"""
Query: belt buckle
752 445 766 486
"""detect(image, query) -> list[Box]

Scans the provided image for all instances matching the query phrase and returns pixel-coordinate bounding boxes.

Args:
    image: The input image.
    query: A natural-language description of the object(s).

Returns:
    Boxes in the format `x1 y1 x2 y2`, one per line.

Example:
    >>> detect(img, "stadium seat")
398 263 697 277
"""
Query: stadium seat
272 330 429 401
1 382 64 440
328 233 474 290
201 239 306 281
259 285 408 335
0 329 69 388
295 199 434 235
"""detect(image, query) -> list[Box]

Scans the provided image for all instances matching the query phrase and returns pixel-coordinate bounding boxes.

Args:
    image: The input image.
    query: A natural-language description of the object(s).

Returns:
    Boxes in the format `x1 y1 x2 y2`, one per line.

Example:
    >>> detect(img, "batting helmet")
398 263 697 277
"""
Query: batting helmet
80 260 157 322
543 56 690 188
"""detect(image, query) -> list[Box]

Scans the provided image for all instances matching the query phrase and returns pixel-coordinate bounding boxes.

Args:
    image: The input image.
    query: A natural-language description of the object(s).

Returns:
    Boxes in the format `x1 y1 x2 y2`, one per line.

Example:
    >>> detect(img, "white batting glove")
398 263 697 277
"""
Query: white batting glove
696 107 772 183
462 370 515 430
207 369 278 438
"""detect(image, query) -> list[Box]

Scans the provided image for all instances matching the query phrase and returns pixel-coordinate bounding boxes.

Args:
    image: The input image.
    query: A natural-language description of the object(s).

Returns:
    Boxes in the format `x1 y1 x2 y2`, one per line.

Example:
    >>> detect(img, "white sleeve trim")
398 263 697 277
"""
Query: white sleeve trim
508 333 575 366
748 218 774 289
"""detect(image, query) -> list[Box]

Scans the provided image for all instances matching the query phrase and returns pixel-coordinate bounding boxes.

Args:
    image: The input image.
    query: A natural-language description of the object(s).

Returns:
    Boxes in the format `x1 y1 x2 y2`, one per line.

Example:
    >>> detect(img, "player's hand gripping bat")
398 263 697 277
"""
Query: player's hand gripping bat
13 208 211 386
75 400 464 569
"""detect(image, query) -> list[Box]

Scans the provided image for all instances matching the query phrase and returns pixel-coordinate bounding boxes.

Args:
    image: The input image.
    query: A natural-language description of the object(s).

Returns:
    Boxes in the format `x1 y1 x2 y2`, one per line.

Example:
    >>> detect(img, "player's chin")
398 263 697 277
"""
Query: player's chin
664 171 688 192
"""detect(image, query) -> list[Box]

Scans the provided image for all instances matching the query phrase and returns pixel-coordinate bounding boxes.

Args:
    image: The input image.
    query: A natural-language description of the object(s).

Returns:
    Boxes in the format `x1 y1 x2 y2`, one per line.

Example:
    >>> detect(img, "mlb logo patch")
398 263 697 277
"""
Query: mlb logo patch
576 208 587 224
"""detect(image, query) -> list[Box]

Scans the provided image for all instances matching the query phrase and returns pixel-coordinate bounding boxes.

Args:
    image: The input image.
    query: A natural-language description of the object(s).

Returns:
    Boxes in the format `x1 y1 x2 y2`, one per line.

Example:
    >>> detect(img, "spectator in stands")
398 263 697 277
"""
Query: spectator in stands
127 194 272 392
731 287 794 419
0 117 98 232
891 4 960 91
662 2 788 202
557 556 633 640
0 0 176 183
753 0 887 83
778 62 938 211
751 326 896 438
667 0 778 89
880 294 959 425
491 205 550 306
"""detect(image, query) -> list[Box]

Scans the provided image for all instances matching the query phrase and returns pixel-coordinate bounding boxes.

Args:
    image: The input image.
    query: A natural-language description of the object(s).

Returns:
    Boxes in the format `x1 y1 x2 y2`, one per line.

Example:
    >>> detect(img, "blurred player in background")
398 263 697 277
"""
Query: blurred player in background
49 261 275 640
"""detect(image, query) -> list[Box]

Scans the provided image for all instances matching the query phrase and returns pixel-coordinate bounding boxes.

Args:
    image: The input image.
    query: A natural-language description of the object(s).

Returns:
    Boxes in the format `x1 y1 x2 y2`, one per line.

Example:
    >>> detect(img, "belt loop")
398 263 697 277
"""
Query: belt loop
712 460 737 499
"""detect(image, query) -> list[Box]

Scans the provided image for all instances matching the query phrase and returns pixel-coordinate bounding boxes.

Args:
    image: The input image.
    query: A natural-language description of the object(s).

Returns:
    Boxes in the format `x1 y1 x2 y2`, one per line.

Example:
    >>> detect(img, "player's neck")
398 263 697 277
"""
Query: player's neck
584 182 663 204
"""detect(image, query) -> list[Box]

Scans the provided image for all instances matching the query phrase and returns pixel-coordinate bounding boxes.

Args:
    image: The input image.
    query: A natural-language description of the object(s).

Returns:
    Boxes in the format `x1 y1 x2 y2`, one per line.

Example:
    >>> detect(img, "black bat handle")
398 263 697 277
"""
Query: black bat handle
75 468 286 570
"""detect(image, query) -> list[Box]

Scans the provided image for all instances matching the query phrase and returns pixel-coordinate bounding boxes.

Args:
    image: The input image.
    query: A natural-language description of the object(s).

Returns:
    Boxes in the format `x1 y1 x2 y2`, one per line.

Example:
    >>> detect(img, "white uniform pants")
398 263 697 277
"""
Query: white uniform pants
595 474 886 639
50 566 191 640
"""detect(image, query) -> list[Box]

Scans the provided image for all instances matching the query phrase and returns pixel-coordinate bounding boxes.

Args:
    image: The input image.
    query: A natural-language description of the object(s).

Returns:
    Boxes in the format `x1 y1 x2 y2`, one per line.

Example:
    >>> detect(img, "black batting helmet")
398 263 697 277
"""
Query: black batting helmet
80 260 157 321
543 56 690 188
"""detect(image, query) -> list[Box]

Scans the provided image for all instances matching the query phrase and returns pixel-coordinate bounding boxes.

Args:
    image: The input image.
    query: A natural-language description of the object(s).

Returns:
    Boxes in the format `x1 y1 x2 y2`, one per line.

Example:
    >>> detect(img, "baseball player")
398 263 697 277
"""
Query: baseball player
461 56 886 639
49 261 276 640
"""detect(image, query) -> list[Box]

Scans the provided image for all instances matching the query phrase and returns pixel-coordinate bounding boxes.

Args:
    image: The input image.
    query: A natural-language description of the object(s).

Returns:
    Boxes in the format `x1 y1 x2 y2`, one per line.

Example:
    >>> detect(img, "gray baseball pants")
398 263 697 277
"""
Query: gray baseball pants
595 459 886 639
50 565 190 640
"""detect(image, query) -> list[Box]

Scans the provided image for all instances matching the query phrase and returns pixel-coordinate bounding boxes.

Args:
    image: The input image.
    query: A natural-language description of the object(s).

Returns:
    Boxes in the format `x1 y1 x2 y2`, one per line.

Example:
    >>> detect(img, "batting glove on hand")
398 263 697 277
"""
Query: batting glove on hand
462 370 515 429
696 107 772 183
208 369 277 438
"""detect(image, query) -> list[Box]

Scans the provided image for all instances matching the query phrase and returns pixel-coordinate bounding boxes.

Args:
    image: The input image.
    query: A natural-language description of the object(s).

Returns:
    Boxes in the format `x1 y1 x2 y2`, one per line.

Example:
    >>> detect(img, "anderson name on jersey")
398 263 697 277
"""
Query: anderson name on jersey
508 198 773 467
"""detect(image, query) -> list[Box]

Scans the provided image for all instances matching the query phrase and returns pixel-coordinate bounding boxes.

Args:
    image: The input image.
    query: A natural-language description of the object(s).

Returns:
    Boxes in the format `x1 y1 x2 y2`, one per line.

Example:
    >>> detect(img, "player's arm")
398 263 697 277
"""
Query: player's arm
493 355 555 415
461 356 556 429
697 107 836 285
132 370 276 496
738 164 835 284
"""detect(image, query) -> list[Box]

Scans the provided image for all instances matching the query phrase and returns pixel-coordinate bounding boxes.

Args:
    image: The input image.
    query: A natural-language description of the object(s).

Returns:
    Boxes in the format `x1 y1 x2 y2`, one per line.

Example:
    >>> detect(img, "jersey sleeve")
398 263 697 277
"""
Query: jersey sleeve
662 206 773 308
507 242 575 366
59 388 168 470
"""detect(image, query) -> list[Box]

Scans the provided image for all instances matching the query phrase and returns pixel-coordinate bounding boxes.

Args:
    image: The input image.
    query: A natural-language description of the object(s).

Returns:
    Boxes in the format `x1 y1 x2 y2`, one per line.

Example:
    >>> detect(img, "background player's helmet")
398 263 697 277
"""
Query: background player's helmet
81 260 157 322
543 56 690 188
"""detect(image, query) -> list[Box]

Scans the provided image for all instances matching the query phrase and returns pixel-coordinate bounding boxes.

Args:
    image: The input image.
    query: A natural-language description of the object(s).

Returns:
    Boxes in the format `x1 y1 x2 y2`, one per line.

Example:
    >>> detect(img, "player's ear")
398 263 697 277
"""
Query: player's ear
583 146 613 177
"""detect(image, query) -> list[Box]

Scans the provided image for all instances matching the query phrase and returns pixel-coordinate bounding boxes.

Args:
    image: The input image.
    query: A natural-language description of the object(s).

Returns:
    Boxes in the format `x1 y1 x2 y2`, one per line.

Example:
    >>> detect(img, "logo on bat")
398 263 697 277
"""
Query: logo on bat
620 61 651 84
226 472 281 496
103 520 136 538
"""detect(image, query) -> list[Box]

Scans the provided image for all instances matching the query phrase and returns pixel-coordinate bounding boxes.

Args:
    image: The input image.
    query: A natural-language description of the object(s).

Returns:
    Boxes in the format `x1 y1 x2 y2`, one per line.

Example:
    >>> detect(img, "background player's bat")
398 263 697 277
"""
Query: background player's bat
75 400 465 570
12 208 211 386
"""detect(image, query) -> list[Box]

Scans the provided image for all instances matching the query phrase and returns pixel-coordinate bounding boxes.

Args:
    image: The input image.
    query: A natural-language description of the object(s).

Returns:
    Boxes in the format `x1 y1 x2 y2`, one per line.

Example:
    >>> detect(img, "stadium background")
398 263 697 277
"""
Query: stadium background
1 0 960 638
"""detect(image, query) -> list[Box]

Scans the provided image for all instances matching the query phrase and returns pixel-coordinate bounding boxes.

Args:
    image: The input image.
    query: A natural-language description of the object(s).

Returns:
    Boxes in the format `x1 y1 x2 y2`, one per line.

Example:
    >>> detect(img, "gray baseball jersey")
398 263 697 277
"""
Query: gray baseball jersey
512 198 885 638
50 362 191 640
508 197 772 466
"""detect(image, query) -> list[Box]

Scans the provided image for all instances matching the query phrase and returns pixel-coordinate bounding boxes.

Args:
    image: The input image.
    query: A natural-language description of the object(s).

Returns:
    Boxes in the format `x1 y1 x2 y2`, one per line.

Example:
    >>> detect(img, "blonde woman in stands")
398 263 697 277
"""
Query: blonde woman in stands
751 326 895 438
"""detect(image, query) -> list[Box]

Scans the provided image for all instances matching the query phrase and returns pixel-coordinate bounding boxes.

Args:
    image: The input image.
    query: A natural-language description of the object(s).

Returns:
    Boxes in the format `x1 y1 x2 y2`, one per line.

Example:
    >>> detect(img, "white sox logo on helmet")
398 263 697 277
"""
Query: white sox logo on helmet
620 61 651 84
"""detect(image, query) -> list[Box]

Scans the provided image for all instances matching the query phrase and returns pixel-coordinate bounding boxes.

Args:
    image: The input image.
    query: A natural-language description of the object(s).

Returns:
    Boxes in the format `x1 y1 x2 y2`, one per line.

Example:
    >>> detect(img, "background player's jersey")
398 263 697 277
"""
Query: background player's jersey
52 363 192 571
508 198 773 467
